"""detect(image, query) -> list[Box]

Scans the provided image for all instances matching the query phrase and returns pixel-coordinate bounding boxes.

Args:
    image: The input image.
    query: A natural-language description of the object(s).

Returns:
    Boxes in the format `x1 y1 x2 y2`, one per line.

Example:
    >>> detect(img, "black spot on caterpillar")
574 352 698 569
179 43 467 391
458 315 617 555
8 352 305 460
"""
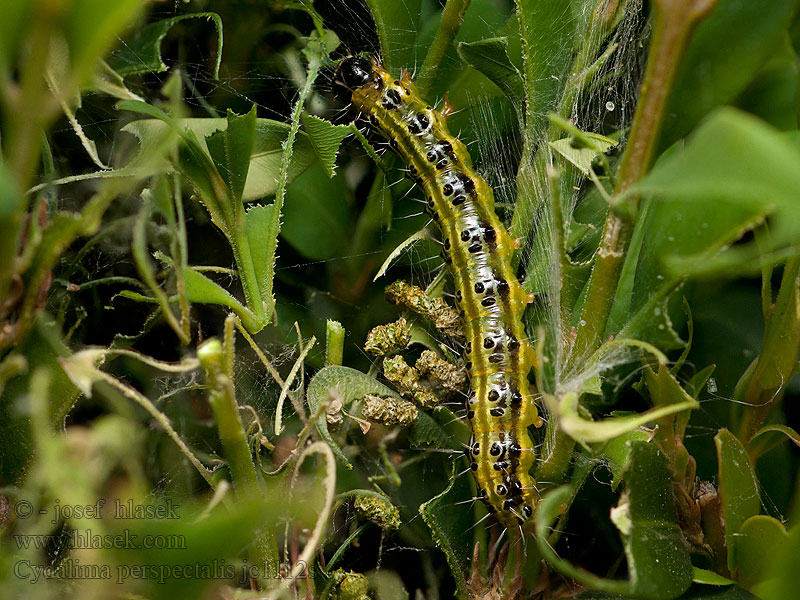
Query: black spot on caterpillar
335 56 543 531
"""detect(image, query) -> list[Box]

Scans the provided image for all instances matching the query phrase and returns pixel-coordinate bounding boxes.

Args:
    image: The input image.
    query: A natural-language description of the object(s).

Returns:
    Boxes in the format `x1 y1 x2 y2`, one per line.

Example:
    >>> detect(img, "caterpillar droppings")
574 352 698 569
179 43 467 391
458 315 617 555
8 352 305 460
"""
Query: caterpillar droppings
335 56 543 531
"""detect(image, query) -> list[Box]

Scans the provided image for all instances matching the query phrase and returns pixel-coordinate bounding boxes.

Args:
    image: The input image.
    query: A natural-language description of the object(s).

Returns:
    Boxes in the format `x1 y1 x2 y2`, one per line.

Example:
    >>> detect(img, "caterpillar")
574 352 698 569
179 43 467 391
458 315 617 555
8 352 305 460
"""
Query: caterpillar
334 56 543 531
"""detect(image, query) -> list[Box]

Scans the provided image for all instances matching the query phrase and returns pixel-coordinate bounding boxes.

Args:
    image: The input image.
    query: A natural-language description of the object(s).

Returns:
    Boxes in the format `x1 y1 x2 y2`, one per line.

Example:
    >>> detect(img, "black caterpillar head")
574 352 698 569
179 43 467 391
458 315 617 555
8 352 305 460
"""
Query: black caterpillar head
333 56 374 102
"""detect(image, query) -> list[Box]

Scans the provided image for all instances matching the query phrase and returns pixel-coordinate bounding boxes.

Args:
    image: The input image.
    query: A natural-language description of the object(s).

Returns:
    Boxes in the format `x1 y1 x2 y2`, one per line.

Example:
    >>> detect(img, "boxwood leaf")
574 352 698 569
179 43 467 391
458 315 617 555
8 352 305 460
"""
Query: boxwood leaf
536 442 692 599
661 0 798 149
121 116 317 202
736 515 790 594
618 108 800 345
715 429 761 573
206 107 257 204
282 163 352 261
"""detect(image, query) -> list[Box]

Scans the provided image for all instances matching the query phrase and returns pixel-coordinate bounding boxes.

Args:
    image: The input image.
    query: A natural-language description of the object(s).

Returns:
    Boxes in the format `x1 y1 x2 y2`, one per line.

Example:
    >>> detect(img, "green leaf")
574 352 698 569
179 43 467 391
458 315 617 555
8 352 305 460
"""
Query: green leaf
598 429 651 490
748 424 800 461
629 108 800 276
550 132 618 176
206 107 258 204
644 363 701 441
576 584 761 599
681 585 762 599
181 267 259 332
617 442 693 599
736 515 790 594
715 429 761 573
122 116 318 202
736 36 800 130
419 461 475 600
244 203 277 303
514 0 580 139
300 113 354 178
556 366 697 445
282 162 352 261
109 12 224 79
617 108 800 347
686 365 716 400
305 366 404 468
536 442 692 600
661 0 799 149
456 37 524 105
363 0 423 72
407 408 452 450
759 519 800 600
692 567 735 586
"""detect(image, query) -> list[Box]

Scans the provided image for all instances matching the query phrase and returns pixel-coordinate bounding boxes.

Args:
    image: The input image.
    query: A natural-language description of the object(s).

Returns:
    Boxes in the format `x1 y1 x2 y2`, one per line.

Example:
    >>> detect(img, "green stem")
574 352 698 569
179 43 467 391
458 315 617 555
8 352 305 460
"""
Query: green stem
415 0 471 98
5 0 61 193
325 319 345 366
199 339 262 493
198 338 279 582
570 0 717 361
263 46 322 326
171 173 191 340
0 0 62 306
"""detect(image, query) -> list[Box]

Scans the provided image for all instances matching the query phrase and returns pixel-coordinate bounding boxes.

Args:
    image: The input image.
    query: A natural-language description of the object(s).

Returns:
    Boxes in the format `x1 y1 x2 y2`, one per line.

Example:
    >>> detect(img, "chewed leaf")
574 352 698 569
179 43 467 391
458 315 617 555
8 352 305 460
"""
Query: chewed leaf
59 349 106 397
550 132 617 176
305 366 403 468
419 461 474 600
60 347 199 398
300 113 355 178
206 107 257 204
109 12 224 79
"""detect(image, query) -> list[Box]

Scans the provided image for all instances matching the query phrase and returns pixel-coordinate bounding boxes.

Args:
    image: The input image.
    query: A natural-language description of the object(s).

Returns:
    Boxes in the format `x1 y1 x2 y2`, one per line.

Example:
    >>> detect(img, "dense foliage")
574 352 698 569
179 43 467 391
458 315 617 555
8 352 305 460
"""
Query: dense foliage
1 1 799 599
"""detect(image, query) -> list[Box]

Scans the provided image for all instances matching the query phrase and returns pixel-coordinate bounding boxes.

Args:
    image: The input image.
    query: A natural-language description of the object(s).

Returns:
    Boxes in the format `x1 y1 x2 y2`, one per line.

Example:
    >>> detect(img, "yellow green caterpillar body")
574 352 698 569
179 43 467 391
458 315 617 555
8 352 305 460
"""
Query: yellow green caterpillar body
335 56 542 531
